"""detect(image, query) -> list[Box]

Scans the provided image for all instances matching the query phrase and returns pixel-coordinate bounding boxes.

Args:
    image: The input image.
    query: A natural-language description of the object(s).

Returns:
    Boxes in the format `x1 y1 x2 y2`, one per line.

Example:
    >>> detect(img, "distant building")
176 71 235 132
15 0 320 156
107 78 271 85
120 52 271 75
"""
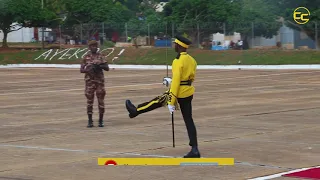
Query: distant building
211 24 317 50
249 24 316 49
0 23 51 43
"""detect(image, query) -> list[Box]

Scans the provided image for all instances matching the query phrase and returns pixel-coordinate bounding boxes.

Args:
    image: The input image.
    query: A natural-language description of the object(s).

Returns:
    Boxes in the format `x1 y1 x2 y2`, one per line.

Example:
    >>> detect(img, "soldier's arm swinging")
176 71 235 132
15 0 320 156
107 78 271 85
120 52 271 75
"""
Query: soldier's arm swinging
168 60 182 106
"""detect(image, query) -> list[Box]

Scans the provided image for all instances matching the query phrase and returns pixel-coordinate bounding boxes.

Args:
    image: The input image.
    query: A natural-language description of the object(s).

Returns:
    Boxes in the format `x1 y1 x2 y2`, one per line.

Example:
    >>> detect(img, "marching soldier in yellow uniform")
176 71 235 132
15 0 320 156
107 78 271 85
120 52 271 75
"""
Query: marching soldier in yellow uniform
125 35 200 158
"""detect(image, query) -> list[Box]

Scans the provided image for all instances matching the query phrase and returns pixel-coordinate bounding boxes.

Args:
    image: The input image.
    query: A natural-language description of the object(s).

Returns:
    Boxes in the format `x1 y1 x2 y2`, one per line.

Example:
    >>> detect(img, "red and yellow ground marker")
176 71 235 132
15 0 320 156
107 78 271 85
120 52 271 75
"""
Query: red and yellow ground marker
98 158 234 166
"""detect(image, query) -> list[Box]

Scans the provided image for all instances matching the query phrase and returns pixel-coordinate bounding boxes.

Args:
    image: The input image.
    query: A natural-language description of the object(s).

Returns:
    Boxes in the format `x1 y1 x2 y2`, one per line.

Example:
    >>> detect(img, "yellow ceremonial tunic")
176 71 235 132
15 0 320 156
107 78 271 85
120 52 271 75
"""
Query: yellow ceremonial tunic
168 52 197 106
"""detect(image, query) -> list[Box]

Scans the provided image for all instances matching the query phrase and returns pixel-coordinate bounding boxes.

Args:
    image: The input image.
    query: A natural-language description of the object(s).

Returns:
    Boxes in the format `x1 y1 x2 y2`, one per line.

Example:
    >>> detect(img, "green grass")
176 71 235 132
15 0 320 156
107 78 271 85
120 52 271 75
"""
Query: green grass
0 47 320 65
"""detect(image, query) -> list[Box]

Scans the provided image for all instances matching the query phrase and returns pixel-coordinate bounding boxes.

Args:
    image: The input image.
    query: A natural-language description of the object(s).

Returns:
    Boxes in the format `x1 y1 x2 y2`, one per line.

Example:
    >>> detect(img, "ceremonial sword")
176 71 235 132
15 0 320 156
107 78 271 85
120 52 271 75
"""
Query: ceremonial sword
166 23 175 148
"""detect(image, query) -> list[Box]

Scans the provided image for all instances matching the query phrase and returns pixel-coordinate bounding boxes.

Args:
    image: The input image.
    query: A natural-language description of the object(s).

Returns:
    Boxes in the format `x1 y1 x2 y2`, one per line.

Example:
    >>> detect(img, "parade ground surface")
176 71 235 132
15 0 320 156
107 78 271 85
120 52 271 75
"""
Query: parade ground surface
0 68 319 180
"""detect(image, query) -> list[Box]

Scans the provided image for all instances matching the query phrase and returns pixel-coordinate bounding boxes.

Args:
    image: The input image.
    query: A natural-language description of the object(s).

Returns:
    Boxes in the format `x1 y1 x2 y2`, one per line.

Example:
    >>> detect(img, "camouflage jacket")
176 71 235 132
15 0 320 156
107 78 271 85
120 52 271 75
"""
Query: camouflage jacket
80 52 109 84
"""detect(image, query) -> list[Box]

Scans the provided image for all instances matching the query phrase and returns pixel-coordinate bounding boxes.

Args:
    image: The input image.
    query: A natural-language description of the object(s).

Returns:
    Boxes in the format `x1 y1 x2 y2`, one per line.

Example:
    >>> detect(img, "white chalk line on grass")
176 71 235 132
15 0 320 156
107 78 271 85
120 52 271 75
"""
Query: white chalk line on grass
1 64 320 70
248 165 320 180
1 71 319 96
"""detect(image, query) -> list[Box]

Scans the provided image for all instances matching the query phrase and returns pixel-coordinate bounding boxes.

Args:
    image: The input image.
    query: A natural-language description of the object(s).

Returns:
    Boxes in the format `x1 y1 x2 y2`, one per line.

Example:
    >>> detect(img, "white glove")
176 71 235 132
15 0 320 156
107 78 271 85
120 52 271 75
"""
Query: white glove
167 105 175 114
163 77 172 87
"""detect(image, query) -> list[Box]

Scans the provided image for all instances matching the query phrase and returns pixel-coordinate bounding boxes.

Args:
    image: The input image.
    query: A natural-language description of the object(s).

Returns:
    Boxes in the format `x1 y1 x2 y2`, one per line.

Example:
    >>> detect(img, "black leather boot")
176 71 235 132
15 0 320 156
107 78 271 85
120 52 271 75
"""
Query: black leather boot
125 100 139 118
99 114 104 127
183 146 201 158
87 114 94 128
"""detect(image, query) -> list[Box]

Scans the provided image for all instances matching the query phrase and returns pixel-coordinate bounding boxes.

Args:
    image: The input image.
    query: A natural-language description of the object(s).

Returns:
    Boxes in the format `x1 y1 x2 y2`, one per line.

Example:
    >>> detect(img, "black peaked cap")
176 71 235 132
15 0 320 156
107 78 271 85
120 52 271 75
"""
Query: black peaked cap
175 35 192 45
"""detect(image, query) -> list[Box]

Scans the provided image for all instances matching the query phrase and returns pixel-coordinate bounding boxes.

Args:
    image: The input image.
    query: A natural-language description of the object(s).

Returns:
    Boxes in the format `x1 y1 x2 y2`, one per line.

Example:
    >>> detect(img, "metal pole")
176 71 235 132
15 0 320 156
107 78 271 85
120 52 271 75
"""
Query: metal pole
172 22 174 39
316 22 318 50
148 23 150 45
21 27 24 47
251 22 254 49
197 23 200 48
171 113 175 148
166 22 168 76
80 23 83 44
125 23 128 42
59 24 61 49
102 22 105 45
41 0 44 49
223 22 226 49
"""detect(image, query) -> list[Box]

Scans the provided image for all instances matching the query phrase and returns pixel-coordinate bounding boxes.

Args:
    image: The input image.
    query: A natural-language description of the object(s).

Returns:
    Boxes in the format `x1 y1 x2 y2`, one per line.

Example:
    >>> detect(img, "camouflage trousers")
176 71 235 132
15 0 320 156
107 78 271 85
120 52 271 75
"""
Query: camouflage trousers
85 80 106 115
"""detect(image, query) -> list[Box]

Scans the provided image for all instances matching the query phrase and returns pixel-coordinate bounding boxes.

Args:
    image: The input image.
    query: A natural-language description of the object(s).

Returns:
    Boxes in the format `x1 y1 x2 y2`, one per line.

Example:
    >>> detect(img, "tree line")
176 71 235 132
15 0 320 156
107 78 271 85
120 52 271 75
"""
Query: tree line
0 0 319 48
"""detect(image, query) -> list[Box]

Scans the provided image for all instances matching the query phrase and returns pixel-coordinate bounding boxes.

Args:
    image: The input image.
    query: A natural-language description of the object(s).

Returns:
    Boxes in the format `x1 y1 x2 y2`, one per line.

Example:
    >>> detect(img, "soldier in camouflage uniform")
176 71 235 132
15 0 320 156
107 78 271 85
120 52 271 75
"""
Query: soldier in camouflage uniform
80 40 109 128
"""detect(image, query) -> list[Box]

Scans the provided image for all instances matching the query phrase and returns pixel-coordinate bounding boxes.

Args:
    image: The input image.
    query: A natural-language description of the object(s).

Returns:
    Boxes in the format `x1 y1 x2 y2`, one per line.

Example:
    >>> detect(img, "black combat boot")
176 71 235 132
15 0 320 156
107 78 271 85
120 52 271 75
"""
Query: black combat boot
183 146 201 158
87 114 94 128
125 100 139 118
99 113 104 127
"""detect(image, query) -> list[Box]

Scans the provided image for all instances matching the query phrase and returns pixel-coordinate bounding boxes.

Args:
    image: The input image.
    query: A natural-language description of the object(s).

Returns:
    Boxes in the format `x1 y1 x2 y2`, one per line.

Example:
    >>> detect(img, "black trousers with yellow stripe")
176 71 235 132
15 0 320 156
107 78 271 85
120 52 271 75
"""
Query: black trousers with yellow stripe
135 92 198 147
136 92 168 114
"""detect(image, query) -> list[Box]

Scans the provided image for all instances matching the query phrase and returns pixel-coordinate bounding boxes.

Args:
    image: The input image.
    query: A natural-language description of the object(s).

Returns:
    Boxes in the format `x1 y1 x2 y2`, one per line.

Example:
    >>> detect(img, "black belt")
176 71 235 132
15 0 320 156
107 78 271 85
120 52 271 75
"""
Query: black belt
180 80 192 86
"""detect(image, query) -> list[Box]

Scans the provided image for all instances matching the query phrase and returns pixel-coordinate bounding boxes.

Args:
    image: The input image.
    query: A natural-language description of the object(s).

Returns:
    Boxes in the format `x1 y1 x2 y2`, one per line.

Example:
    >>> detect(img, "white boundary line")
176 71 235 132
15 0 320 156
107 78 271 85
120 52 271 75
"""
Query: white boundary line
0 71 319 96
1 73 164 84
0 82 161 96
0 144 175 158
1 70 318 86
1 144 316 171
1 64 320 69
248 165 320 180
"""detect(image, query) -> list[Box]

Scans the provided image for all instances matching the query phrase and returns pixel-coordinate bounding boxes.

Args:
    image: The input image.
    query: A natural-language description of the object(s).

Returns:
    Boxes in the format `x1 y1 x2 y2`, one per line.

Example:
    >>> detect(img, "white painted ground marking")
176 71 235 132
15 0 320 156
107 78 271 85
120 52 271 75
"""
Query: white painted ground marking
1 73 163 84
248 165 320 180
1 71 318 96
200 71 320 82
1 64 320 70
0 144 301 169
0 144 175 158
0 103 43 108
1 79 317 97
0 82 162 96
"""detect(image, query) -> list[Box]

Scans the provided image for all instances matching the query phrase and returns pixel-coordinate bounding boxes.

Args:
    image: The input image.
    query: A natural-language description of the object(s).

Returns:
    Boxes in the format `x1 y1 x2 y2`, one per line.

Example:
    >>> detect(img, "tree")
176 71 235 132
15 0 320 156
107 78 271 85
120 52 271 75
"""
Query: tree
63 0 132 40
126 6 165 37
43 0 68 28
163 0 236 45
121 0 165 38
162 0 284 49
271 0 320 48
0 0 57 47
226 0 282 49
